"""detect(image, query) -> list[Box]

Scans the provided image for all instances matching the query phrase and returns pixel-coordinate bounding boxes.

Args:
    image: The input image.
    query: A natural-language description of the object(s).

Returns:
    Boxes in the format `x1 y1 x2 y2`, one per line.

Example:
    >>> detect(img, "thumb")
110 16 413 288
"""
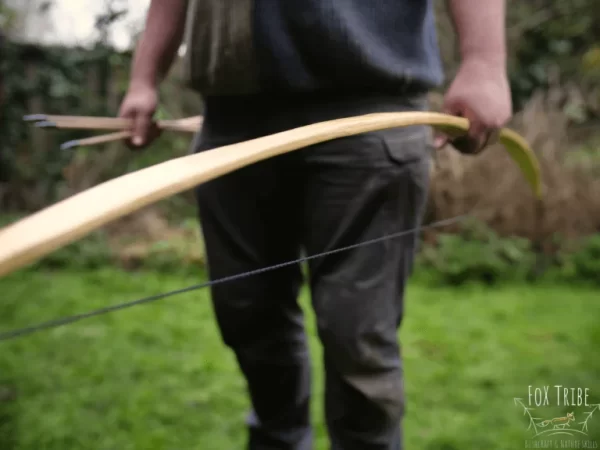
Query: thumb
447 108 487 155
433 133 448 149
439 102 480 155
132 113 152 148
434 103 462 149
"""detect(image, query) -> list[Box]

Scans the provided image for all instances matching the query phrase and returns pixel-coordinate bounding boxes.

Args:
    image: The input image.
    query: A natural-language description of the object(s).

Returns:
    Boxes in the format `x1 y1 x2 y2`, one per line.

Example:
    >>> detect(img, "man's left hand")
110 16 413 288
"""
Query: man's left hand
437 57 512 154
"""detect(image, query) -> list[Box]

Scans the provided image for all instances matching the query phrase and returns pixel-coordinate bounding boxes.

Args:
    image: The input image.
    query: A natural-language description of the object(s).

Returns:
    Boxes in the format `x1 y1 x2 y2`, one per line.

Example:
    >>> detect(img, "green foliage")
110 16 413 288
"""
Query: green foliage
509 0 600 111
418 221 536 285
0 0 133 211
0 40 133 210
417 220 600 286
29 231 115 271
571 234 600 283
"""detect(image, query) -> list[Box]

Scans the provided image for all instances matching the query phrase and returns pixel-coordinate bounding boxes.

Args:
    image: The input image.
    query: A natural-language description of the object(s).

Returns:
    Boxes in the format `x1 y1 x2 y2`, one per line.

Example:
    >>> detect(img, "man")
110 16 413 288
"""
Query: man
118 1 511 449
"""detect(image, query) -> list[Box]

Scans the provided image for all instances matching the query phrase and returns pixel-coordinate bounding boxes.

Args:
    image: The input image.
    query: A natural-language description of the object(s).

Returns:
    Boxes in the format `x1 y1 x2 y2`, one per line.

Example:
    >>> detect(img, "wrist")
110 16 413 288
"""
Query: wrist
129 76 158 92
460 51 507 72
460 45 507 68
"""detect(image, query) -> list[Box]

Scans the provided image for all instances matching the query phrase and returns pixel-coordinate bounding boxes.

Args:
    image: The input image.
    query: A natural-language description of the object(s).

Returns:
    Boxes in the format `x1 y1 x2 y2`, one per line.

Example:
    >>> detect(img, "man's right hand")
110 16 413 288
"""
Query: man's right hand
118 82 160 149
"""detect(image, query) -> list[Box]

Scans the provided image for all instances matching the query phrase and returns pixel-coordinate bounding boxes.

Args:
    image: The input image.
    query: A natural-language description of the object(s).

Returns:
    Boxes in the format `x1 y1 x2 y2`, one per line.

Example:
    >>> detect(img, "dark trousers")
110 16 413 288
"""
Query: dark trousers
193 90 432 450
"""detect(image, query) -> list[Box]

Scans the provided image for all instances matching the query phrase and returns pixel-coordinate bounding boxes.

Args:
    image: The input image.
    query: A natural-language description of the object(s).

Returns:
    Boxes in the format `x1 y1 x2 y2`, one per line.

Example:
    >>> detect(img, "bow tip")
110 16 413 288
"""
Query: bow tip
23 114 48 122
60 140 79 151
34 121 57 128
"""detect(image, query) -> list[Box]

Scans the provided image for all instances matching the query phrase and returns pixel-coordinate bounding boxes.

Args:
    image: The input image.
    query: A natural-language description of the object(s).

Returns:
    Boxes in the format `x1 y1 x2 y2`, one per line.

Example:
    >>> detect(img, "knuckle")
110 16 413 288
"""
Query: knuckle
489 118 504 129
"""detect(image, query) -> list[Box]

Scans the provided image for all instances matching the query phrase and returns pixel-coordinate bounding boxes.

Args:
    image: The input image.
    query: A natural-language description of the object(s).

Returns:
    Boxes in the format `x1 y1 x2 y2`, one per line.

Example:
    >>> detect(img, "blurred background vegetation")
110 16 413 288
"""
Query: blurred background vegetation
1 1 600 449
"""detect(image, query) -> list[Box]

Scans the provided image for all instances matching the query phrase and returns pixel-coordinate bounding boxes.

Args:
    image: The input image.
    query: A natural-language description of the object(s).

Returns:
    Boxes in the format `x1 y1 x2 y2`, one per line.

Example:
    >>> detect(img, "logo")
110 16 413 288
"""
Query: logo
514 385 599 448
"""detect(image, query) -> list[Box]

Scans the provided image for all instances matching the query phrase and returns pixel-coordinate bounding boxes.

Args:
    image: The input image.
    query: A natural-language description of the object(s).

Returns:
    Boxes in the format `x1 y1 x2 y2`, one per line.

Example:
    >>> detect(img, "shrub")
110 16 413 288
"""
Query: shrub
570 234 600 284
417 220 536 285
28 230 115 271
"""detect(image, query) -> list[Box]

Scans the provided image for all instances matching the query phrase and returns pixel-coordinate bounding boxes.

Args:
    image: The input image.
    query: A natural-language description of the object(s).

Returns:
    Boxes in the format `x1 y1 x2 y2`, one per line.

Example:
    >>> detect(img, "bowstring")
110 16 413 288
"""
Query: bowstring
0 154 501 343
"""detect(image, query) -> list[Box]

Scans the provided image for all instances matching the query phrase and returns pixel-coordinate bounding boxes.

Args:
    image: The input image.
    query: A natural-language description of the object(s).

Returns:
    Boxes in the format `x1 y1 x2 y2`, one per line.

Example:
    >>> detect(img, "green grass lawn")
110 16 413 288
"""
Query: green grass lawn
0 269 599 449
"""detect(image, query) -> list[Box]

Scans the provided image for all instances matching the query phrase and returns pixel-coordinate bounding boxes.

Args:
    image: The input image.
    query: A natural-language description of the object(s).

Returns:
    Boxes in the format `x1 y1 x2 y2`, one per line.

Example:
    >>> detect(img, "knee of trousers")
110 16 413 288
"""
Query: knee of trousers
210 290 308 363
320 323 406 420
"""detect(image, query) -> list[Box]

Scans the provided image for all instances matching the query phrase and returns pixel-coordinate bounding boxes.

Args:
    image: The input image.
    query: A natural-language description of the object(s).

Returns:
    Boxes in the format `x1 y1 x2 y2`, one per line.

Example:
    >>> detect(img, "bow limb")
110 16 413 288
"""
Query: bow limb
0 112 542 278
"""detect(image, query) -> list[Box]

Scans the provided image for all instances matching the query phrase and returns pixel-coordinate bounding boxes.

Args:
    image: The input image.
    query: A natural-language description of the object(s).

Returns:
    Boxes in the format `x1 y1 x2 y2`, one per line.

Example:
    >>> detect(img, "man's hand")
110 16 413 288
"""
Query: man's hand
440 0 511 154
117 0 188 149
438 57 512 154
118 82 160 149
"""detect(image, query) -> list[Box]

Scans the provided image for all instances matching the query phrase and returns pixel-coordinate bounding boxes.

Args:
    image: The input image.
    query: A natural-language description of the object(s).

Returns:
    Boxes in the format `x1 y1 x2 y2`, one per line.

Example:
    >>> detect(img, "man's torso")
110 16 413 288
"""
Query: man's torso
183 0 444 97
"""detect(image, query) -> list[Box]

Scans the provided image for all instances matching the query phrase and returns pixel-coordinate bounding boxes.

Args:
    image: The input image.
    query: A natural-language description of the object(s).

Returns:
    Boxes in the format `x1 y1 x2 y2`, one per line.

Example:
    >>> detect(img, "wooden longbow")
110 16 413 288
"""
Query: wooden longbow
0 111 542 279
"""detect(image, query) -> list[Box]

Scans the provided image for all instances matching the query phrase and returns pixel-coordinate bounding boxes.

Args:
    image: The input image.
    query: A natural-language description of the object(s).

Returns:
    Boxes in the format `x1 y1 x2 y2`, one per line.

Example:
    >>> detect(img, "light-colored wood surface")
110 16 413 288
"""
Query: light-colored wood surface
0 112 542 278
56 116 205 149
26 114 204 133
60 131 133 150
